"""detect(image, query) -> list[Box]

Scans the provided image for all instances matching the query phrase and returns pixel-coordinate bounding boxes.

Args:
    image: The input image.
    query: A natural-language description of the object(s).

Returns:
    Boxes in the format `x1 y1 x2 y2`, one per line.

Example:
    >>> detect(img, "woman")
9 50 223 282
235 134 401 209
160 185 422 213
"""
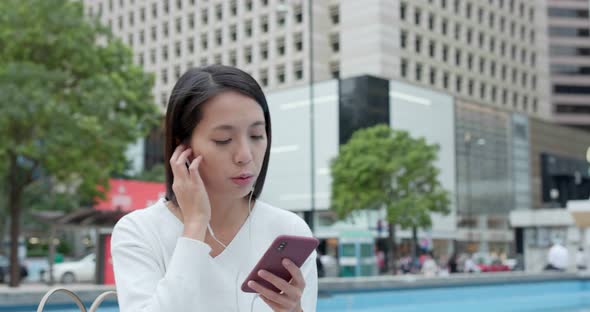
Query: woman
111 65 317 311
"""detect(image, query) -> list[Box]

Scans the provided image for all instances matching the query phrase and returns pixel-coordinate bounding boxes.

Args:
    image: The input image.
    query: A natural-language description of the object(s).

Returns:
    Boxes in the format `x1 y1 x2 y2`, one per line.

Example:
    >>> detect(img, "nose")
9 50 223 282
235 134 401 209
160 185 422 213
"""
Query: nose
233 137 253 166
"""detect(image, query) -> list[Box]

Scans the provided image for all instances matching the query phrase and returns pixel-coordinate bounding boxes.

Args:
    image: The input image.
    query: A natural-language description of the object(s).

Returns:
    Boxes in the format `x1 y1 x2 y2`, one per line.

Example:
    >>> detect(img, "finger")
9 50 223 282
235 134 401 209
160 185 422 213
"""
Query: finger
259 295 284 311
170 144 187 164
188 155 205 184
258 270 298 298
248 281 291 307
283 259 306 289
171 148 192 180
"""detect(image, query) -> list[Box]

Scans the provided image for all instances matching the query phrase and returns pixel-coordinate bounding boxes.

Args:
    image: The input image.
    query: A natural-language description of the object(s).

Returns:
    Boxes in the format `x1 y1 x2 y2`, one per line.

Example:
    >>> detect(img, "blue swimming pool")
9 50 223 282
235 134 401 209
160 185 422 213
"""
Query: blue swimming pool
5 279 590 311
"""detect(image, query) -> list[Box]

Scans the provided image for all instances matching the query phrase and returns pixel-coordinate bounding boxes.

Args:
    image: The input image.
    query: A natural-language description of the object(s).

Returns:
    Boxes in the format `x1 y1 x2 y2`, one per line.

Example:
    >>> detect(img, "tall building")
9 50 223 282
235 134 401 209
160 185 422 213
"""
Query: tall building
83 0 551 118
545 0 590 127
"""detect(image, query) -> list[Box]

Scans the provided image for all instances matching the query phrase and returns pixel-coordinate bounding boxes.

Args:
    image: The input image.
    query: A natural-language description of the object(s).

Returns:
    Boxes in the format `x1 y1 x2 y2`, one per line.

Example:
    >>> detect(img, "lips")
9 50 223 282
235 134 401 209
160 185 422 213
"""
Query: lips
231 174 255 186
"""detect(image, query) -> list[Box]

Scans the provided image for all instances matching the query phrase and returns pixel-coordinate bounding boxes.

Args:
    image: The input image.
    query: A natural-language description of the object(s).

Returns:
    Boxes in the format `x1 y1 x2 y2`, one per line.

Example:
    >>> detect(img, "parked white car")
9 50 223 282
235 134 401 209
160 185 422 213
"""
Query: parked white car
40 253 95 284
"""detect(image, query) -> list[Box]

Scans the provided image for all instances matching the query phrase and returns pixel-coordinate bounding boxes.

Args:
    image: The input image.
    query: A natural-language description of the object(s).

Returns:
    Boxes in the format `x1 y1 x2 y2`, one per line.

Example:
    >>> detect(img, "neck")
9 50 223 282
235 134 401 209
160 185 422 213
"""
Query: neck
208 193 252 231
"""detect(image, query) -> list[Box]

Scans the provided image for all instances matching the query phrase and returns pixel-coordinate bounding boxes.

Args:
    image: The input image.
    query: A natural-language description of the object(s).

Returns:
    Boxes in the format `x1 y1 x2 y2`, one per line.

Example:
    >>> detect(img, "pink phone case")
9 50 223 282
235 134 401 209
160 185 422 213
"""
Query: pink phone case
241 235 319 293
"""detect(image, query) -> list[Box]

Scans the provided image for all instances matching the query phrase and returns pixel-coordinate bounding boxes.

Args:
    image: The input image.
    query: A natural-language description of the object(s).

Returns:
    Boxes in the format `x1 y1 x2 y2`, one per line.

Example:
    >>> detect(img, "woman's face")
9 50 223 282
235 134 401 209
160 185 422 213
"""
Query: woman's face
188 91 268 199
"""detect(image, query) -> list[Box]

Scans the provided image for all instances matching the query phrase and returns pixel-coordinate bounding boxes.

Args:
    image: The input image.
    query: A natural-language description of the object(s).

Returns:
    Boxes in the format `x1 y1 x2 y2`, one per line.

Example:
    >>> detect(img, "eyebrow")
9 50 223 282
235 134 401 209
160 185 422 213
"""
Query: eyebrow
212 121 266 131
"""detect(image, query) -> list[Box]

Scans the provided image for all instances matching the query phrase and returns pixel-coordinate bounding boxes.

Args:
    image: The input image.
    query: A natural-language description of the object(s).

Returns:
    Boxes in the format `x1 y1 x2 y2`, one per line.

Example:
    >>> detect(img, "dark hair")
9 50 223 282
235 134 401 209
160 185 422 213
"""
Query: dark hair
164 65 272 205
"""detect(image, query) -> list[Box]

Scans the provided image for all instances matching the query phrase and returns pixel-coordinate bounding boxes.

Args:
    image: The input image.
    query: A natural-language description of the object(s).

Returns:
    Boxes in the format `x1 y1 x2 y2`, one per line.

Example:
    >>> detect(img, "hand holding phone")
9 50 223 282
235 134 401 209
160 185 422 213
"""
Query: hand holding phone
241 235 319 293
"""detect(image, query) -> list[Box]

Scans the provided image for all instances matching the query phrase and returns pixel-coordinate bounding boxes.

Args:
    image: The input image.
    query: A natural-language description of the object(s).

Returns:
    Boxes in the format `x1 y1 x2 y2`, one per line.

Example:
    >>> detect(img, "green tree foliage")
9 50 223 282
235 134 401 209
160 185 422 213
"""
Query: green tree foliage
330 124 450 272
0 0 159 286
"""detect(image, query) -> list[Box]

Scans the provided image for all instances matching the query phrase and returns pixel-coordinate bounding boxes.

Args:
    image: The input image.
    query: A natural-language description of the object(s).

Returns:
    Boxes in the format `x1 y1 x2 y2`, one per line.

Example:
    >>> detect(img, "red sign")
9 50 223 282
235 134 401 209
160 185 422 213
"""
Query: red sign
95 179 166 212
103 234 115 285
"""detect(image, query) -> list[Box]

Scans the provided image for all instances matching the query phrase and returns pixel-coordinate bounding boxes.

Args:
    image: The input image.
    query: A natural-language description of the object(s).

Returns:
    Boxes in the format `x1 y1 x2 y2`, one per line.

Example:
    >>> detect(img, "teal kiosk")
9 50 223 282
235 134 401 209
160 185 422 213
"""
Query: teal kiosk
338 230 377 277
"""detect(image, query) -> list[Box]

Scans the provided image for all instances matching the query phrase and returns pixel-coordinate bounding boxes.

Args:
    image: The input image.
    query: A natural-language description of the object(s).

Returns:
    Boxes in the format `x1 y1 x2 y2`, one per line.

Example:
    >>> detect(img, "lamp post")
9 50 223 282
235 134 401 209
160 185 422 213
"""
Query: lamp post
464 131 485 252
306 0 316 233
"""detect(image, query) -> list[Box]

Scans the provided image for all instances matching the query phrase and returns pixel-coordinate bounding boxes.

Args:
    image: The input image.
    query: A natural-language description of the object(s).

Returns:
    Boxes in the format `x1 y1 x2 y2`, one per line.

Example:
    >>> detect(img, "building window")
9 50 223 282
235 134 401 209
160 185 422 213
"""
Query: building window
129 11 134 26
330 5 339 24
139 30 145 44
187 38 194 53
201 33 208 50
151 26 157 41
260 41 268 60
162 69 168 84
428 13 435 30
295 5 303 23
245 46 252 64
330 61 340 79
230 1 237 16
215 29 222 46
401 58 408 78
175 41 181 57
201 9 208 25
174 65 181 79
245 20 253 37
294 61 303 80
260 69 268 86
468 79 474 96
176 0 182 10
443 71 449 88
330 33 339 52
277 37 285 56
138 53 144 66
276 64 285 83
152 3 157 18
245 0 252 11
230 25 237 42
162 46 168 60
428 40 435 57
415 35 422 53
455 50 461 66
150 49 156 64
415 62 422 81
163 22 169 37
215 4 222 21
442 44 449 62
400 2 406 20
161 92 168 107
294 33 303 52
454 23 461 40
189 13 195 29
261 16 269 33
277 13 286 27
214 54 222 64
441 18 448 35
176 17 182 33
229 50 237 66
456 76 462 92
163 0 169 13
401 30 407 48
479 57 485 73
415 8 421 25
429 68 436 85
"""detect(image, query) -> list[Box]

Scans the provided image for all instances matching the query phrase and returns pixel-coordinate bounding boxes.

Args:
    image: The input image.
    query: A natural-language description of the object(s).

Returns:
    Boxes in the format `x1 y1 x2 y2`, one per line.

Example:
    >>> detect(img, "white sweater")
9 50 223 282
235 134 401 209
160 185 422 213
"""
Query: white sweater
111 198 318 312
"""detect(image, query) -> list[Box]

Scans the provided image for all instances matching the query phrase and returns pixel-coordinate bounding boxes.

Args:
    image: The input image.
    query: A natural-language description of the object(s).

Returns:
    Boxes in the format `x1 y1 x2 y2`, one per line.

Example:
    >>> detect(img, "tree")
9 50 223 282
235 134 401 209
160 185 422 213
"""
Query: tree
330 124 450 274
0 0 159 286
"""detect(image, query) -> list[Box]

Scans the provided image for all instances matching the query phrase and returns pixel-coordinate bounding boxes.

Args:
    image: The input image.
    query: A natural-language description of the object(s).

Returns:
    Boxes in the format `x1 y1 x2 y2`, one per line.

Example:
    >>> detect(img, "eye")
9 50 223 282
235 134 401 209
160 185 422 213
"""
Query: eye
213 139 231 145
251 135 265 140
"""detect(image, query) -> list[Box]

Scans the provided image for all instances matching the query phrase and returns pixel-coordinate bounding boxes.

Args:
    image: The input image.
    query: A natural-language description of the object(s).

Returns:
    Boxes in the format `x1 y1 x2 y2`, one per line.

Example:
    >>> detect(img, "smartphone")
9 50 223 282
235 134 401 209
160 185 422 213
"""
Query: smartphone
241 235 319 293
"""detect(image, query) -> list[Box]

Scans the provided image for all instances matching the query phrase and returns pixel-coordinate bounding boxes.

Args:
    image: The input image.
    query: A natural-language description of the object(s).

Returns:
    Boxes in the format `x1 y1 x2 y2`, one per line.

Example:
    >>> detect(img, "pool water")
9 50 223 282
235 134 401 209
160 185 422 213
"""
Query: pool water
5 280 590 312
